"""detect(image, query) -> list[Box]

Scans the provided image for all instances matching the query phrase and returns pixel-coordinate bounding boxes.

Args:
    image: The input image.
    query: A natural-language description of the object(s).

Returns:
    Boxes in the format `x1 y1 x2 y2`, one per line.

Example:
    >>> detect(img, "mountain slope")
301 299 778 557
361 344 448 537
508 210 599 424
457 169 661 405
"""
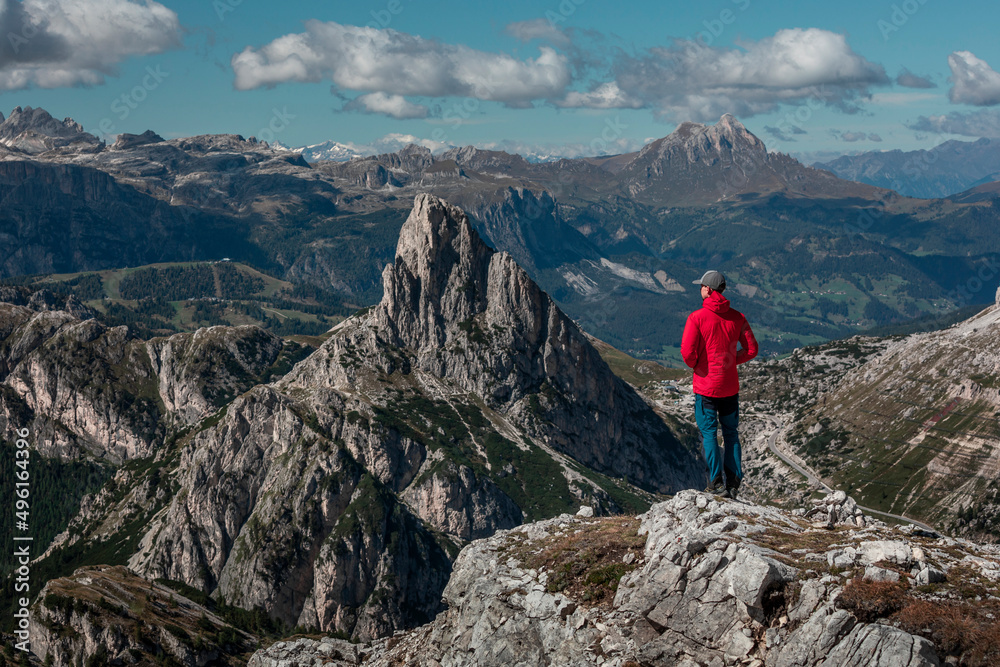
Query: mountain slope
616 114 886 206
739 292 1000 538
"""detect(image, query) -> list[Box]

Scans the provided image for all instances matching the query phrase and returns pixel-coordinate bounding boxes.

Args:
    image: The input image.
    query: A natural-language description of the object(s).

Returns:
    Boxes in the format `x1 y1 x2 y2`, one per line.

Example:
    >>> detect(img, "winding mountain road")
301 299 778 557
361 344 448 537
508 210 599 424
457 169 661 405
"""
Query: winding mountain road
766 422 937 533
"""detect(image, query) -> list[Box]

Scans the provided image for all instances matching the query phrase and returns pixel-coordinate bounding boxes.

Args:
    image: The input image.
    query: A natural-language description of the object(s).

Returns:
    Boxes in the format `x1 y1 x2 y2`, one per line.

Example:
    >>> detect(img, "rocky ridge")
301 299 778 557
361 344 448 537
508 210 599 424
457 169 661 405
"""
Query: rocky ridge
29 565 251 666
0 105 101 155
815 138 1000 199
0 286 286 462
251 489 1000 666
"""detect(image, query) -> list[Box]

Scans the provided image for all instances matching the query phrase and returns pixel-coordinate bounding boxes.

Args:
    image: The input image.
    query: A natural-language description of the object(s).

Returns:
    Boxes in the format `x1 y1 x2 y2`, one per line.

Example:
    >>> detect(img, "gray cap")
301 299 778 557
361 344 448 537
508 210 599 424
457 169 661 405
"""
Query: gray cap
693 270 726 291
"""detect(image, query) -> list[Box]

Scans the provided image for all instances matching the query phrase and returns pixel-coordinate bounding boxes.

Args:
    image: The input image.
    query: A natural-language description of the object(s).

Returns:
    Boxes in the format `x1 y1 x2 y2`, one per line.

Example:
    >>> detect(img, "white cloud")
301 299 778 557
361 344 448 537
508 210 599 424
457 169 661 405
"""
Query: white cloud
830 129 883 143
839 131 868 142
589 28 888 121
556 81 642 109
906 109 1000 138
232 23 889 124
948 51 1000 106
231 20 572 106
0 0 180 91
345 92 428 119
764 124 807 142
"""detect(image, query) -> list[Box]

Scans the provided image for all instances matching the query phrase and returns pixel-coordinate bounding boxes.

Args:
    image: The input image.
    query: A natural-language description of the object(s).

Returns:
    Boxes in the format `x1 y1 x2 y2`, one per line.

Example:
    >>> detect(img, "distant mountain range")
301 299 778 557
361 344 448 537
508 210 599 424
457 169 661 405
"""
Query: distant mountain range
814 138 1000 199
1 105 999 362
273 139 570 164
273 139 366 162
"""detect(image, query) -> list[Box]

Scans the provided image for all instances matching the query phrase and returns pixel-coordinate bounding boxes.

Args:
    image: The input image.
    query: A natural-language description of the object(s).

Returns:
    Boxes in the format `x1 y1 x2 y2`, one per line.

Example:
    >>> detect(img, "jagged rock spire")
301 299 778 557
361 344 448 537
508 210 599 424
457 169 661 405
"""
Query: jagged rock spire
373 194 701 493
377 194 493 350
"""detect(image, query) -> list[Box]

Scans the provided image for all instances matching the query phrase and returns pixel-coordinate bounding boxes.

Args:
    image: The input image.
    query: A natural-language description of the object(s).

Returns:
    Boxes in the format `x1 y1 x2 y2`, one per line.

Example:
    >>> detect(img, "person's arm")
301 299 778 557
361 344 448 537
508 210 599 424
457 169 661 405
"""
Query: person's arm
681 314 701 369
736 319 758 364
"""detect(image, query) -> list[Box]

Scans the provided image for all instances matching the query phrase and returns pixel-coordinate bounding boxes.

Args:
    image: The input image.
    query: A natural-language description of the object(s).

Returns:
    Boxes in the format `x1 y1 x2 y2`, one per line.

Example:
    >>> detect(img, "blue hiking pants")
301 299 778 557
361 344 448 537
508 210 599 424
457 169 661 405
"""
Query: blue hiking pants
695 393 742 488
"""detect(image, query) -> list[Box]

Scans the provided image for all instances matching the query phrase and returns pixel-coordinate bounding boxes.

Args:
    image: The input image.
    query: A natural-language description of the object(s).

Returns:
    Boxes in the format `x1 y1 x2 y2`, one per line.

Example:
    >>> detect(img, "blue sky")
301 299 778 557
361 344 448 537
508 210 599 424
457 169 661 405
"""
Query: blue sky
1 0 999 162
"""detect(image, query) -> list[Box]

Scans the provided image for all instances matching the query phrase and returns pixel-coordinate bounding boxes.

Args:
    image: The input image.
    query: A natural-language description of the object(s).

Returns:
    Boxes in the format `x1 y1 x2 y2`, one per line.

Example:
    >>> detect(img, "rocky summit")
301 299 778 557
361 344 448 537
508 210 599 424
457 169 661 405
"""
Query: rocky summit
250 490 1000 666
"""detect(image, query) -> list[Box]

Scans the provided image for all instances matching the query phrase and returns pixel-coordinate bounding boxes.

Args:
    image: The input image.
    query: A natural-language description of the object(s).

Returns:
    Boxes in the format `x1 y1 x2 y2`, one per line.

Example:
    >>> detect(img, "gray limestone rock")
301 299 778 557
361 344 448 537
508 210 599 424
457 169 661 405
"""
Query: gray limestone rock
821 623 939 666
915 566 947 585
351 491 946 667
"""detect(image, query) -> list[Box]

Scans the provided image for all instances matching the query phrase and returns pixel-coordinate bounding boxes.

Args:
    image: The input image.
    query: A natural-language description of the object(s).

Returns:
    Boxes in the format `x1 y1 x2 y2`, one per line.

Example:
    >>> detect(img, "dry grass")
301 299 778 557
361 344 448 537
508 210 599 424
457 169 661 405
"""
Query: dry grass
837 575 1000 666
510 516 646 609
755 523 852 553
895 598 1000 667
837 577 909 623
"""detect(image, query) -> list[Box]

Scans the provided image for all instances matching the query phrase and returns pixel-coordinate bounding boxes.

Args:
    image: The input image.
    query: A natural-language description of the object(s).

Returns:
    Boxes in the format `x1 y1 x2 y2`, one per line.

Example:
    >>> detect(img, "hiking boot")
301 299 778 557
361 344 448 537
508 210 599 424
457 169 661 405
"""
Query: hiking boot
705 479 725 496
726 487 738 501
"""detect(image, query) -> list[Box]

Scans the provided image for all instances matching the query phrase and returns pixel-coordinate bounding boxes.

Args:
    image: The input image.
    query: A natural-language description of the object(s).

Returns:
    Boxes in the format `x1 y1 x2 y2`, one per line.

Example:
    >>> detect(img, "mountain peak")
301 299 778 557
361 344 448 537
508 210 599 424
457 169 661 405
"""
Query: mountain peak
617 113 812 204
398 143 432 158
0 105 99 154
377 194 495 350
3 105 83 136
111 130 165 151
370 194 700 492
717 112 741 127
706 112 764 150
648 114 762 154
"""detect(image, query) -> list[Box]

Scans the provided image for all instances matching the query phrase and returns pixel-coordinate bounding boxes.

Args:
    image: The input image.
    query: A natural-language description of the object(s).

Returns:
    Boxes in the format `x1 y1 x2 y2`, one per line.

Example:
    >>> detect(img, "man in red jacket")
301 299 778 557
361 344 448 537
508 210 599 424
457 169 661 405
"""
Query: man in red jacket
681 270 758 499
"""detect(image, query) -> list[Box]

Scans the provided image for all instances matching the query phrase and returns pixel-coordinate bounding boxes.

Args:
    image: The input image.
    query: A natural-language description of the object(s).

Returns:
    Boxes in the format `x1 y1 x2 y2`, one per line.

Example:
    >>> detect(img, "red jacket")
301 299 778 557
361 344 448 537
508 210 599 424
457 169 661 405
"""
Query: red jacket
681 291 758 397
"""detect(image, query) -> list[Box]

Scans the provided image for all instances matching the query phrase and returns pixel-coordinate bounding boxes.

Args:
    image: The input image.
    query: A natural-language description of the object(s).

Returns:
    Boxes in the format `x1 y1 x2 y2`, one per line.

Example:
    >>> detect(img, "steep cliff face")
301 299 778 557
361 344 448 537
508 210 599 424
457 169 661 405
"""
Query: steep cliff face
0 159 249 277
126 383 451 639
464 187 599 273
0 295 285 461
146 325 284 427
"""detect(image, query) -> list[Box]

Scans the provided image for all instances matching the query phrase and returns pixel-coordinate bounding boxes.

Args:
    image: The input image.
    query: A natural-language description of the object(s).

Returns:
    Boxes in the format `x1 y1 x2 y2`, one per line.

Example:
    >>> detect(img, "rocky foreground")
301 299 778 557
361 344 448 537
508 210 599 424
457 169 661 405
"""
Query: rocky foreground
250 491 1000 666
